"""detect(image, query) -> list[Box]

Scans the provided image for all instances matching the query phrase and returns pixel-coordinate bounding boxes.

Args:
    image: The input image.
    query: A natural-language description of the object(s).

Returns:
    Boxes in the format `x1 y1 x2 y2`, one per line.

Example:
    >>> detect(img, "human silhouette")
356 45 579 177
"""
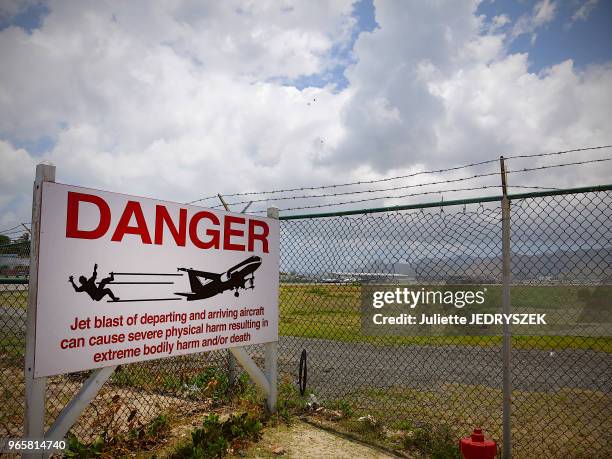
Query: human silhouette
69 264 119 301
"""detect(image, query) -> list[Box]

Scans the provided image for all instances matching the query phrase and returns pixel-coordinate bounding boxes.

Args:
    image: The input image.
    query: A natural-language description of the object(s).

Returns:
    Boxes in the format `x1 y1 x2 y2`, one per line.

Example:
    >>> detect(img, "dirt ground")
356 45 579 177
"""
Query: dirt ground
240 420 398 459
144 415 399 459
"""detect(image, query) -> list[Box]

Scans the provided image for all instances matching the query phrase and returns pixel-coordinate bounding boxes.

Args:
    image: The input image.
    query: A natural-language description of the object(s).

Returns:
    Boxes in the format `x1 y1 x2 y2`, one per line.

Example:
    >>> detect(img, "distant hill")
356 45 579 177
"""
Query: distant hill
412 248 611 283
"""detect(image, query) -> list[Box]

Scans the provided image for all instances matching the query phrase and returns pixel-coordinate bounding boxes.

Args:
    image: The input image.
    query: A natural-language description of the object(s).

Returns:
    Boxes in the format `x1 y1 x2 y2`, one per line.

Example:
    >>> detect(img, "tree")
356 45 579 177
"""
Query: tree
0 234 10 245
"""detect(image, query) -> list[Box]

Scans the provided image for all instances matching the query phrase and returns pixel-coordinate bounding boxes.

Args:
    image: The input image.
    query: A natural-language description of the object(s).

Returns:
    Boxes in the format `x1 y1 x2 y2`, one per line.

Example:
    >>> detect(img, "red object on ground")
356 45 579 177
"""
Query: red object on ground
460 428 497 459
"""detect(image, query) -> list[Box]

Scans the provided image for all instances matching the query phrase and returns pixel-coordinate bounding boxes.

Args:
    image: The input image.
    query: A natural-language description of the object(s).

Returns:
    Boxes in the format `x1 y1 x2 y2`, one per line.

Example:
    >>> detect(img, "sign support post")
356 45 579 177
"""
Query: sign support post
23 169 280 444
24 164 119 452
24 163 55 458
264 206 279 412
45 365 117 441
228 206 278 413
217 196 277 411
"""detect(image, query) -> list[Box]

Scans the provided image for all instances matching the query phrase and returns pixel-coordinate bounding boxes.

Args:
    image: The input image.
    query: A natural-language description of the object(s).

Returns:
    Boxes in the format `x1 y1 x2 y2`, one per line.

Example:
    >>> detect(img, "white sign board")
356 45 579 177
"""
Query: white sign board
34 182 279 377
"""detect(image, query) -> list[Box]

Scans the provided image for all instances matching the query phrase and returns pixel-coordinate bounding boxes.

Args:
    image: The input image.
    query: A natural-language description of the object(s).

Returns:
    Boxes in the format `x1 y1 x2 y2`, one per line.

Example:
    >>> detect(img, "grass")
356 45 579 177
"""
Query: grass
65 413 171 458
0 281 607 456
170 412 263 458
0 332 25 362
0 290 28 309
313 393 461 457
280 283 612 351
153 379 302 458
1 283 609 351
340 383 611 458
109 364 231 400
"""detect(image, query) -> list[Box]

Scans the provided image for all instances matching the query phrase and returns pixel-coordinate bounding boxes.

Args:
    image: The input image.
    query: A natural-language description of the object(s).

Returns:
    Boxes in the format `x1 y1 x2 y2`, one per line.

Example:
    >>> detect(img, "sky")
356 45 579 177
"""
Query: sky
0 0 611 233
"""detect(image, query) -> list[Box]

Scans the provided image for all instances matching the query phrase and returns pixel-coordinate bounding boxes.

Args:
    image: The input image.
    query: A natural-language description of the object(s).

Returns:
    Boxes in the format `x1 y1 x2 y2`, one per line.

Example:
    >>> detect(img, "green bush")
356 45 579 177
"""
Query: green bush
400 422 460 458
275 380 307 423
171 412 262 459
162 374 183 391
190 367 230 400
327 399 354 418
231 372 260 403
64 433 104 458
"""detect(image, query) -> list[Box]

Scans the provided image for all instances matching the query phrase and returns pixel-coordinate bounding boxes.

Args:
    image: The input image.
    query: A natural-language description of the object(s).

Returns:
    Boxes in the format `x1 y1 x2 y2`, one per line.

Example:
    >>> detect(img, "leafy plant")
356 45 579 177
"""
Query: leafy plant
230 372 260 403
65 412 170 457
401 427 431 450
64 433 104 458
118 412 170 453
354 415 384 438
162 374 183 391
400 422 460 458
274 379 307 423
327 399 354 418
394 419 414 431
191 436 228 458
110 369 139 387
190 367 230 400
171 412 262 458
227 412 262 442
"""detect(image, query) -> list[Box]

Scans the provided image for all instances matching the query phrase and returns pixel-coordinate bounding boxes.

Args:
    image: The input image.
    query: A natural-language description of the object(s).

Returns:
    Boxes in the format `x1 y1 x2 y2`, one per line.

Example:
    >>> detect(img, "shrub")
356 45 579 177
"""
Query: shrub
171 412 262 458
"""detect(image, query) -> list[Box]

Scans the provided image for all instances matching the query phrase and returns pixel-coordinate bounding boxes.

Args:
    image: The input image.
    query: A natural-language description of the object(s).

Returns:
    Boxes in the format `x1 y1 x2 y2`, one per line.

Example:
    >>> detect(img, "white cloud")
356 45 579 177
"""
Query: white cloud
488 14 510 33
0 140 36 229
429 57 612 183
0 0 611 227
570 0 599 24
511 0 557 40
324 0 612 188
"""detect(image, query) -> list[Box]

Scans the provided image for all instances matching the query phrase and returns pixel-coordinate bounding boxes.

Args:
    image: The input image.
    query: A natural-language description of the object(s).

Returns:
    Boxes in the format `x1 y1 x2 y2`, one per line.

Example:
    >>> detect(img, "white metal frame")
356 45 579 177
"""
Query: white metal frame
23 163 278 455
227 206 279 412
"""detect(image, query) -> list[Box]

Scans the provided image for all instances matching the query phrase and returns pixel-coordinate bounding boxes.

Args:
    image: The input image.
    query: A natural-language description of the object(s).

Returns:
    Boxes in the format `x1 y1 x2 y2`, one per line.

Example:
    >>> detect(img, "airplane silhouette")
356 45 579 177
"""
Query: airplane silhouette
175 256 262 301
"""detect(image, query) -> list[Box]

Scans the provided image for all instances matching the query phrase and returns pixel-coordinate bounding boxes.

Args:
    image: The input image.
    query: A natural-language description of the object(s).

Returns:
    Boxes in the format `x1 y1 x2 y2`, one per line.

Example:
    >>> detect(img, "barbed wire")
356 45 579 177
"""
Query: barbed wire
8 154 609 221
187 145 612 204
210 180 560 209
0 229 29 236
505 145 611 160
214 157 610 210
0 223 30 236
187 157 499 204
246 184 564 214
509 156 612 174
0 224 24 235
209 173 498 208
246 157 611 214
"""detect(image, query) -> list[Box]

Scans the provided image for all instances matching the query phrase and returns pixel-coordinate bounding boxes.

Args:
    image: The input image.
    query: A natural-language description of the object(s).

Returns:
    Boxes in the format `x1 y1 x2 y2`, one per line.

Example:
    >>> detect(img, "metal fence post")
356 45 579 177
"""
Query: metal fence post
24 162 55 458
500 156 512 458
265 206 279 413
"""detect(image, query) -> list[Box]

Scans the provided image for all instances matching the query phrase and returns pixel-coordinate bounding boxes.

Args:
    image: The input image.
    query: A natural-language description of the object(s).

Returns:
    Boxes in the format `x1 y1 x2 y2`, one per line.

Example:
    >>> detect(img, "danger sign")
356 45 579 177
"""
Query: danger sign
33 182 279 377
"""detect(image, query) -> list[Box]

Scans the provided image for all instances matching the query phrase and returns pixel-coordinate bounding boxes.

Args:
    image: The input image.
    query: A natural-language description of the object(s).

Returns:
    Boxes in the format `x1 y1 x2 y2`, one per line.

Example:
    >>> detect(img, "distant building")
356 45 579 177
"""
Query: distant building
328 261 417 283
0 253 29 276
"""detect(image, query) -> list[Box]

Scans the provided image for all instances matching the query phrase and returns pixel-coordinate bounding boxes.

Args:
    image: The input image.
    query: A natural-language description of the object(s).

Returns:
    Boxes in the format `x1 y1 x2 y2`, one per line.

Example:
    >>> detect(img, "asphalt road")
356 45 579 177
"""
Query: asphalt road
275 336 612 396
2 305 609 395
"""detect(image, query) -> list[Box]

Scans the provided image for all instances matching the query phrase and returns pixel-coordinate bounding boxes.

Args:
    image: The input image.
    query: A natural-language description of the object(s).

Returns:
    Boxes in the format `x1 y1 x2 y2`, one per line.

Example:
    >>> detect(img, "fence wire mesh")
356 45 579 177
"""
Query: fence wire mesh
1 241 30 439
0 188 610 458
277 189 611 458
0 241 229 442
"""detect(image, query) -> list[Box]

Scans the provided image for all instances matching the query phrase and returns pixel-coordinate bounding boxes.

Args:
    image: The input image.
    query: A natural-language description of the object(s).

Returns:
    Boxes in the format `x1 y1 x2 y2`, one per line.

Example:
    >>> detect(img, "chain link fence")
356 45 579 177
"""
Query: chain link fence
0 241 229 442
277 188 611 458
1 241 30 438
1 187 610 457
